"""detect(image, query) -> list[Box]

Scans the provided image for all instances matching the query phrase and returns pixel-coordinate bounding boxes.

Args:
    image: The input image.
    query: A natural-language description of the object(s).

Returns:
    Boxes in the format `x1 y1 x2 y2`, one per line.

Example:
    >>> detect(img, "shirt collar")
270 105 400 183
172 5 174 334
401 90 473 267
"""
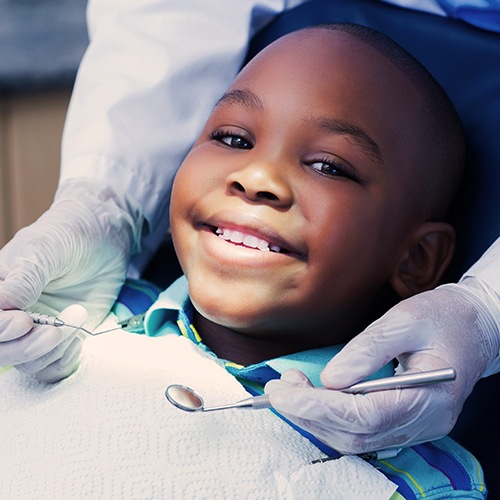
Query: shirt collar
144 276 393 387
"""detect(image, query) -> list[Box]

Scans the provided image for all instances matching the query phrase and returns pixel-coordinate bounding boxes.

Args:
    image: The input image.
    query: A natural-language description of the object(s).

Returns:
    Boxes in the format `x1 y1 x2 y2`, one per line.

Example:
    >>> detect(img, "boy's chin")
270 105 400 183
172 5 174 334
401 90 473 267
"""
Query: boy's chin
193 300 270 332
188 282 275 324
192 298 311 340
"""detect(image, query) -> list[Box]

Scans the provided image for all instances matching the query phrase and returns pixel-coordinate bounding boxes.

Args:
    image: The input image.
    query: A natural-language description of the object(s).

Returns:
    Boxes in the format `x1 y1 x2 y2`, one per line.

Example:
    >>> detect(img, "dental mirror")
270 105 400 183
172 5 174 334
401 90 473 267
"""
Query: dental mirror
165 384 271 412
165 368 456 413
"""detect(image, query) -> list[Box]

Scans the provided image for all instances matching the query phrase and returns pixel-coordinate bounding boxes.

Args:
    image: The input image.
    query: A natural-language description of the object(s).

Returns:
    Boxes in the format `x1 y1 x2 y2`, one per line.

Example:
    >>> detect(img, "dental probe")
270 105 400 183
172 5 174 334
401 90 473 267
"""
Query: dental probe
28 312 97 336
28 311 147 336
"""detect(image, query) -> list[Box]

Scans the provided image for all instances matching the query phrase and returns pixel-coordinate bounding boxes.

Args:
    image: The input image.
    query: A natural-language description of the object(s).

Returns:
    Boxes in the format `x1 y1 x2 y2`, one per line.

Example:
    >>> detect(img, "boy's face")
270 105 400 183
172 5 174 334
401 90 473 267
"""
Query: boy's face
170 29 428 346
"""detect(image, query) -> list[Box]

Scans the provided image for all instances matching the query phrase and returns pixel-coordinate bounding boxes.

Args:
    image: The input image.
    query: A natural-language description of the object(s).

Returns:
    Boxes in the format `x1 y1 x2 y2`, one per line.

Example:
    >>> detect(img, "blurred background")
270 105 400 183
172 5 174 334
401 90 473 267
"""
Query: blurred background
0 0 88 246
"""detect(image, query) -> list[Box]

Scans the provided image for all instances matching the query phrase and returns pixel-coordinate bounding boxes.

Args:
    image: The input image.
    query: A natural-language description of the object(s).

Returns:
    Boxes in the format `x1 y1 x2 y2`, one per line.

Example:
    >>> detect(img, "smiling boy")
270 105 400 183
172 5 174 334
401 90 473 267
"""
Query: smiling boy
154 24 486 498
145 24 486 498
146 23 486 497
170 23 463 365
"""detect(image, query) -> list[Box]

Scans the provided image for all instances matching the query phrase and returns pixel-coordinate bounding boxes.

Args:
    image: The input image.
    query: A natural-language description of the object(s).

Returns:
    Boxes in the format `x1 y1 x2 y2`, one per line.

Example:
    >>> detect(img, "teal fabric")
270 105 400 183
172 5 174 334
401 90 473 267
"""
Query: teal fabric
143 276 191 336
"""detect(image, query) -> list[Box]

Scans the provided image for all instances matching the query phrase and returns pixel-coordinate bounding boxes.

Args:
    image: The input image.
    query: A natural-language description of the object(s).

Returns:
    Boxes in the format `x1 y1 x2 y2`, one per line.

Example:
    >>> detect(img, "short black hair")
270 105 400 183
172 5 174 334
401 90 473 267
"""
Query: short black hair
306 23 466 220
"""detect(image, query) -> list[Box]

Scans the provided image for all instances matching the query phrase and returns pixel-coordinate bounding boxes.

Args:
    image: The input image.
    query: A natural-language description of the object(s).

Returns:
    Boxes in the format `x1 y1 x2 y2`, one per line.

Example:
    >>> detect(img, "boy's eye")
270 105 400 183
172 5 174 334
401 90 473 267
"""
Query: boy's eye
308 158 357 181
211 129 253 150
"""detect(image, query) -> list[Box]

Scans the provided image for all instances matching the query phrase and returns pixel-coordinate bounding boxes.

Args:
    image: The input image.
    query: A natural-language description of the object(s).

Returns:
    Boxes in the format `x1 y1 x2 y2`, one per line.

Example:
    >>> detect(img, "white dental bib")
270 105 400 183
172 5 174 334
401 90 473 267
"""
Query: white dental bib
0 330 396 499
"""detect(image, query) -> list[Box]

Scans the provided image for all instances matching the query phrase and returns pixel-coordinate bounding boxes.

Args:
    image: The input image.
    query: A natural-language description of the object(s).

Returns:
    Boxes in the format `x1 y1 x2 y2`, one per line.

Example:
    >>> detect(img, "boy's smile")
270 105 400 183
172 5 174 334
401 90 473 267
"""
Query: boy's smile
169 28 450 361
199 212 306 263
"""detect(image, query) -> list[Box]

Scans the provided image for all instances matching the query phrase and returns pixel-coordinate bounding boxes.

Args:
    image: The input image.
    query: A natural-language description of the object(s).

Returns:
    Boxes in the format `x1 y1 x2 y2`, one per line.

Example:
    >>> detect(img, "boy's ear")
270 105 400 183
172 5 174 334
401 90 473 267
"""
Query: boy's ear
389 222 456 298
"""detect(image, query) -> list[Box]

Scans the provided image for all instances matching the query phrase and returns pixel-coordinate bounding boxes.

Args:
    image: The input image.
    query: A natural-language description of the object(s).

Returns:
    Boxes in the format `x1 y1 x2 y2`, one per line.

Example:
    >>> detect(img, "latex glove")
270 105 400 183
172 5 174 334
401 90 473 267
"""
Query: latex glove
266 277 499 454
0 304 88 383
0 177 142 380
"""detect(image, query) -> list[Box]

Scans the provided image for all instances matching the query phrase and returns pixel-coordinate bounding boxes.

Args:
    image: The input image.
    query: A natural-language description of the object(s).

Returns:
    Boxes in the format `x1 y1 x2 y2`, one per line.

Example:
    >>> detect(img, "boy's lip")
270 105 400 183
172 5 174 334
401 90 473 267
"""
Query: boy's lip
199 212 307 259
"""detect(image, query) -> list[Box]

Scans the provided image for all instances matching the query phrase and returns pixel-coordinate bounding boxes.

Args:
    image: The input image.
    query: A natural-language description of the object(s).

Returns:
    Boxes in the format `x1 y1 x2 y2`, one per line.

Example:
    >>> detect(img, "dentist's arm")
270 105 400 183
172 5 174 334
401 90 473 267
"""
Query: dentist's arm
266 237 499 453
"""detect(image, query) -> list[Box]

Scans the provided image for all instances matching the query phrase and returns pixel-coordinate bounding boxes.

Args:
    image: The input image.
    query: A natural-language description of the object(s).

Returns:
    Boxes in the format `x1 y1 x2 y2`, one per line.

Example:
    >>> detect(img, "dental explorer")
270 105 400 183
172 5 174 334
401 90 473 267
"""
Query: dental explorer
28 312 98 336
28 311 147 336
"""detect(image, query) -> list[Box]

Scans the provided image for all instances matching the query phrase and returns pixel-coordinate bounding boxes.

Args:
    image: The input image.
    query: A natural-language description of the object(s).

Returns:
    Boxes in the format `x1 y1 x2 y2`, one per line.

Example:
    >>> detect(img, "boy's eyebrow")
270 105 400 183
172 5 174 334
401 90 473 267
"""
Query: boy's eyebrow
215 89 383 166
310 117 384 166
215 89 264 110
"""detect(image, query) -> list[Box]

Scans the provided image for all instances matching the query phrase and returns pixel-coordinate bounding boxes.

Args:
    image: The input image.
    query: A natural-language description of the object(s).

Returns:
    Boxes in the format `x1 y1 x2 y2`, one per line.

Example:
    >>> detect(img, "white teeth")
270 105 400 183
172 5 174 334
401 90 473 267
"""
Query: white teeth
243 234 259 248
231 230 244 243
215 227 281 252
257 240 270 251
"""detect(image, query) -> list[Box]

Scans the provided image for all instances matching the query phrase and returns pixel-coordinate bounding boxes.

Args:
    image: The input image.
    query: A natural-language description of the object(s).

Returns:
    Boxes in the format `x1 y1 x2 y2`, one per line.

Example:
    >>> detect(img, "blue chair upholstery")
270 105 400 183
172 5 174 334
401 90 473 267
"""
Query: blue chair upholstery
247 0 500 493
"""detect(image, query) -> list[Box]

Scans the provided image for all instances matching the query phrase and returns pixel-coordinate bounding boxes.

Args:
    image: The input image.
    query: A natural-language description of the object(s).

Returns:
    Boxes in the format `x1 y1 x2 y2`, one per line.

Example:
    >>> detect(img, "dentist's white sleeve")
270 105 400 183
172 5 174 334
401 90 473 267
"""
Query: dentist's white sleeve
461 237 500 376
60 0 309 273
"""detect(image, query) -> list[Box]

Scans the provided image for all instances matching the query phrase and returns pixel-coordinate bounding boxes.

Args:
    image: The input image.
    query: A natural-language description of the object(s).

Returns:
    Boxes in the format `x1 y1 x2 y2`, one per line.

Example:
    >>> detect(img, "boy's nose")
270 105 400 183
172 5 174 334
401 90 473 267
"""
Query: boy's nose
226 161 293 208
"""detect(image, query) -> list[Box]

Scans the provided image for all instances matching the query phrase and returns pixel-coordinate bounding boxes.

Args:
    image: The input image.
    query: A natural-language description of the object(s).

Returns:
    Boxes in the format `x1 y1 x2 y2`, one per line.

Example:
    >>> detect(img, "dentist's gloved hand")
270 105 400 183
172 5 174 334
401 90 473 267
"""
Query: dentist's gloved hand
0 177 142 381
0 304 88 383
266 277 499 454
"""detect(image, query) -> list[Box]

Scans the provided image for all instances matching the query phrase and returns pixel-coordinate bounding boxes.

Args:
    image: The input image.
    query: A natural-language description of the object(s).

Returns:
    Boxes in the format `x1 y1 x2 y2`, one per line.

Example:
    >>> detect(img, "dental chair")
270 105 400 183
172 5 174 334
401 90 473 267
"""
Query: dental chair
245 0 500 493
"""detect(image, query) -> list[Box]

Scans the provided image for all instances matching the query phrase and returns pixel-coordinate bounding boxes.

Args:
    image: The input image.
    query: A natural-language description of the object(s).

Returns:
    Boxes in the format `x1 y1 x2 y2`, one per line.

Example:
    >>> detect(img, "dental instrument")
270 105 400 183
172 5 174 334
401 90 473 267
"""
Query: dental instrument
341 367 456 393
28 312 97 335
28 311 147 336
164 367 456 412
166 385 272 412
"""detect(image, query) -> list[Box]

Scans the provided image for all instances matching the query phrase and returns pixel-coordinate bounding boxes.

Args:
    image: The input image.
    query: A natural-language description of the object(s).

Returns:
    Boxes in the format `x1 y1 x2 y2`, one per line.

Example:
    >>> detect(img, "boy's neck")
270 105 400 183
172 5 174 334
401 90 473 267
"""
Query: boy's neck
193 312 322 366
191 285 399 366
